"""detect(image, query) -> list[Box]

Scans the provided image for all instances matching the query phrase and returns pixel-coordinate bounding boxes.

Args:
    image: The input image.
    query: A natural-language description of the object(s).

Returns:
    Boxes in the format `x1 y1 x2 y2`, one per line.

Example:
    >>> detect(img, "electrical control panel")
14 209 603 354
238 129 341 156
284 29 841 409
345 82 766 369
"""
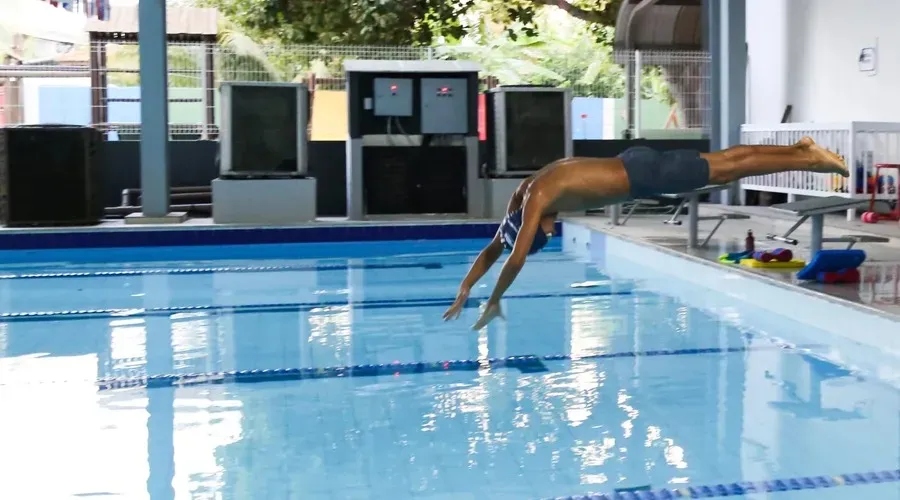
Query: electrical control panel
373 77 413 117
420 78 468 134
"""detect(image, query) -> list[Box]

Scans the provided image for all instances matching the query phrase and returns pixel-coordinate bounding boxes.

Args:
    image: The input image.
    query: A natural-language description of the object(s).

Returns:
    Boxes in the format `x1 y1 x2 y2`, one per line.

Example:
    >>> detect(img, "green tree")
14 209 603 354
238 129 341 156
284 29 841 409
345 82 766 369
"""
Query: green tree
197 0 475 45
496 0 705 129
438 28 628 99
202 0 702 128
477 0 623 40
439 3 669 103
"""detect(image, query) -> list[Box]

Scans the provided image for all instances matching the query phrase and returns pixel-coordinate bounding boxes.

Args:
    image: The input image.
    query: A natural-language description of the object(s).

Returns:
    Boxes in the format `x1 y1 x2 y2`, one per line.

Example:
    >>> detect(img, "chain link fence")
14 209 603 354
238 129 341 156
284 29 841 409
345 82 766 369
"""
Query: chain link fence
0 41 709 140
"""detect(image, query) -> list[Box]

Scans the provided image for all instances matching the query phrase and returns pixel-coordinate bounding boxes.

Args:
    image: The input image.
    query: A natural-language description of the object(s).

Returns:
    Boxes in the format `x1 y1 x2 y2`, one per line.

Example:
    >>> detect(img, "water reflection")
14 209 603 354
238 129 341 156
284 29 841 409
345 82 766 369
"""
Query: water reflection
0 323 7 357
858 262 900 305
308 305 352 351
109 318 146 379
171 312 212 374
0 278 738 498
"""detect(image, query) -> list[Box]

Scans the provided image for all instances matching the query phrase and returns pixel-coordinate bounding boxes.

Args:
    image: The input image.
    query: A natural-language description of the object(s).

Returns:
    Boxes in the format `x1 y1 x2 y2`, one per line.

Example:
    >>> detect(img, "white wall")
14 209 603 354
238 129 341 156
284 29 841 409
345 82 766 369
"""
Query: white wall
788 0 900 122
748 0 900 123
746 0 789 124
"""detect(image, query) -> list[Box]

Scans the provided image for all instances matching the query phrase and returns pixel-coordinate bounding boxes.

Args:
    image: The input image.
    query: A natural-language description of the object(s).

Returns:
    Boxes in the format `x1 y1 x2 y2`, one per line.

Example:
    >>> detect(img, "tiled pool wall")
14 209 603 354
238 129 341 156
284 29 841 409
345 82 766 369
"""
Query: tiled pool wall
562 220 900 387
0 221 525 249
0 221 564 264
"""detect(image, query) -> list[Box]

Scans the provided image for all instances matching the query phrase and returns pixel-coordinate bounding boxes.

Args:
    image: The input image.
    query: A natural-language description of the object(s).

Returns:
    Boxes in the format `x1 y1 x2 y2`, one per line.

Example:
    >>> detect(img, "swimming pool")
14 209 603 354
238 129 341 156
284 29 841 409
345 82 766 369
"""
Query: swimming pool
1 228 899 500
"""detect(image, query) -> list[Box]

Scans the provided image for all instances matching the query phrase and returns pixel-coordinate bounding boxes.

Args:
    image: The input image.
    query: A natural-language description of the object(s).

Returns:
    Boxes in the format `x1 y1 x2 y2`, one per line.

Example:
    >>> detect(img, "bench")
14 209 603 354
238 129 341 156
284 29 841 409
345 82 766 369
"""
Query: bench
768 196 890 253
618 185 750 248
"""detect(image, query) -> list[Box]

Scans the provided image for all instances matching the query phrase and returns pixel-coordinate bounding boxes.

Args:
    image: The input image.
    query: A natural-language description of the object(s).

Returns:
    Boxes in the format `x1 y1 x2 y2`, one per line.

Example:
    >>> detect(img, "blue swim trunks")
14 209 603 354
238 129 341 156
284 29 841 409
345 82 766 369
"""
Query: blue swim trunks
616 146 710 198
500 209 549 255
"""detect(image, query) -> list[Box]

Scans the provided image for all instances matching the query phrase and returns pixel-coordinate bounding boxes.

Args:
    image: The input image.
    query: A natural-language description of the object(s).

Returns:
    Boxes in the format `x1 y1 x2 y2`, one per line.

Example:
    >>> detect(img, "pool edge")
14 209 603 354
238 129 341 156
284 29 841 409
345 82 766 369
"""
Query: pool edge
562 218 900 384
563 217 900 324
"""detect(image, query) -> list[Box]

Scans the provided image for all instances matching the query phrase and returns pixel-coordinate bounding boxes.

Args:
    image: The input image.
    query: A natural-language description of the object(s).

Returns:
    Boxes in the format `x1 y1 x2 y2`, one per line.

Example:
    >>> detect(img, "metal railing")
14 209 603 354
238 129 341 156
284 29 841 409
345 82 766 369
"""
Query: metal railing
741 122 900 201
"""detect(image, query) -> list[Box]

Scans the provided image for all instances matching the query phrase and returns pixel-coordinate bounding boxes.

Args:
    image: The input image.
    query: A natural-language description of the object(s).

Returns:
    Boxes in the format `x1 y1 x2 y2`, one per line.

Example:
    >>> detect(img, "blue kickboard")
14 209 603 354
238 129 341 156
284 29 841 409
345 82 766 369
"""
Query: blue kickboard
796 249 866 280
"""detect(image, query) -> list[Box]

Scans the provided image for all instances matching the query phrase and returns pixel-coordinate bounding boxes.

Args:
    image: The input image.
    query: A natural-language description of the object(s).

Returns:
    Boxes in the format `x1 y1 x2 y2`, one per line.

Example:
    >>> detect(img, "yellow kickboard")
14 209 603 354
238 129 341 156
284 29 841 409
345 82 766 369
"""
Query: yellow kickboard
738 258 806 269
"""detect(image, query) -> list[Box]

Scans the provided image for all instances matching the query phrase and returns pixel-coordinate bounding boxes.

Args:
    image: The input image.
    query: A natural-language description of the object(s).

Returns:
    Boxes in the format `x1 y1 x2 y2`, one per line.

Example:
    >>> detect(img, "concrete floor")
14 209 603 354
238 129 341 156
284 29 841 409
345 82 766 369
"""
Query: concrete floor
569 204 900 318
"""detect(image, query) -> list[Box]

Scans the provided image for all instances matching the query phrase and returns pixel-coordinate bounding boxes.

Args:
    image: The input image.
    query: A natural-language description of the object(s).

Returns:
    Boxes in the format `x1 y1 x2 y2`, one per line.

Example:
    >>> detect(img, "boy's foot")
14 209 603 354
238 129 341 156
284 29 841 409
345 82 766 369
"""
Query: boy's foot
799 136 848 177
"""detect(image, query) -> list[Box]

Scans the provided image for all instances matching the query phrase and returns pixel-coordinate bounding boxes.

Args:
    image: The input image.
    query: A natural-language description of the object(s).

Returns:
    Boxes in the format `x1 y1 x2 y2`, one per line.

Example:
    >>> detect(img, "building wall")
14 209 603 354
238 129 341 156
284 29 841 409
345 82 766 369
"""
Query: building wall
748 0 900 123
745 0 788 125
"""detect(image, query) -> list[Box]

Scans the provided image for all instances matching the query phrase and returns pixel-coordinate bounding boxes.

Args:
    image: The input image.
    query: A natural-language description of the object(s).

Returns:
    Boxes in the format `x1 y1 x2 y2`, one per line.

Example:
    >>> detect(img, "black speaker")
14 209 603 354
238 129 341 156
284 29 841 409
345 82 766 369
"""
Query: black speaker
485 86 572 174
0 125 104 227
219 82 310 178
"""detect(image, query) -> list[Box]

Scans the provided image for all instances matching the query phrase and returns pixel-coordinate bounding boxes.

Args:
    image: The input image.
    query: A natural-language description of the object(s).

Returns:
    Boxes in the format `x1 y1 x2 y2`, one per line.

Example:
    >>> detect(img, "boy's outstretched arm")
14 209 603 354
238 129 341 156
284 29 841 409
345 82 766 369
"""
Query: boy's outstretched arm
471 193 543 330
442 233 504 321
443 175 534 322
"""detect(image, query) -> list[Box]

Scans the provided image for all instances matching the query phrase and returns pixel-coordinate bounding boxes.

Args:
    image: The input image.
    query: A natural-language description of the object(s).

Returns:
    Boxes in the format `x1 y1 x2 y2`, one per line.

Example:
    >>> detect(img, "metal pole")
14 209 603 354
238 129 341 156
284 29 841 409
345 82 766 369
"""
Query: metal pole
688 195 700 247
704 0 721 152
810 214 824 254
200 48 211 140
718 0 747 206
138 0 171 217
610 49 639 226
634 50 642 139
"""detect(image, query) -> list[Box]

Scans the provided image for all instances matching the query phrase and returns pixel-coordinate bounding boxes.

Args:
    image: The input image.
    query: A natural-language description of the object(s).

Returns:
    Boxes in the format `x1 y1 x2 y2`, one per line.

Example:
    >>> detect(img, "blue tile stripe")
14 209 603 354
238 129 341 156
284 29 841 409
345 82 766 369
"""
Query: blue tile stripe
0 221 563 250
0 288 635 322
546 469 900 499
0 261 446 280
93 343 809 391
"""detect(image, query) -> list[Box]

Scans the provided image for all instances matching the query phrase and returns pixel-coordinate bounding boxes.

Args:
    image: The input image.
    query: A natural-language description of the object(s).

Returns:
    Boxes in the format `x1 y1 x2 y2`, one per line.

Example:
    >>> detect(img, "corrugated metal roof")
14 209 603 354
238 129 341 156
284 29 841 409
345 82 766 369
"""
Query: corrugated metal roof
343 59 481 73
85 6 217 36
614 0 702 53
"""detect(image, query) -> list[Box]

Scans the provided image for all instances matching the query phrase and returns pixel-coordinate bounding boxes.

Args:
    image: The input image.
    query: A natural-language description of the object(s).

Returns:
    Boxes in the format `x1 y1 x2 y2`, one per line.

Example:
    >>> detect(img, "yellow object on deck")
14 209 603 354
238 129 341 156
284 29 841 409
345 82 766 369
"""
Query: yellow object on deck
738 258 806 269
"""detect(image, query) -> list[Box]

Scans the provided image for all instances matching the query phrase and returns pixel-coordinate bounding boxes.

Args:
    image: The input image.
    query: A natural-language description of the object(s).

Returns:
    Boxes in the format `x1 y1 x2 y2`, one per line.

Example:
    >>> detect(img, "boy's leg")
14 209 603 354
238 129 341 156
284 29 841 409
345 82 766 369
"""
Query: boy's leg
702 137 847 184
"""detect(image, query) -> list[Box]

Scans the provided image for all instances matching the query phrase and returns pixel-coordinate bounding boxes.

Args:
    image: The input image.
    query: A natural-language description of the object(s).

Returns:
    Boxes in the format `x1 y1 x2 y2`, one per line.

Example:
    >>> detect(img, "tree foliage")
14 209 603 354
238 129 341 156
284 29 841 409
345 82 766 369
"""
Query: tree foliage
201 0 706 128
198 0 625 45
483 0 624 41
439 28 628 98
198 0 475 45
439 5 670 103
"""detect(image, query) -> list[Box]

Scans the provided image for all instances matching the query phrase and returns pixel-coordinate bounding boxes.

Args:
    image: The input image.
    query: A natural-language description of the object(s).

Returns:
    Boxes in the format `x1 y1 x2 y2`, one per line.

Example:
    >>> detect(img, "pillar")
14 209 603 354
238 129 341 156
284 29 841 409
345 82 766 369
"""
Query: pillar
716 0 747 205
704 0 721 151
138 0 171 217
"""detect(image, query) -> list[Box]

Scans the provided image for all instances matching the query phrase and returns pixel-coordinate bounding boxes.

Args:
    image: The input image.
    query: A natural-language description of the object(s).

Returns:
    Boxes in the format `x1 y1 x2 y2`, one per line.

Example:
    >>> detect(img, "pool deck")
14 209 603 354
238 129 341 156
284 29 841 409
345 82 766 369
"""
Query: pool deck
568 204 900 319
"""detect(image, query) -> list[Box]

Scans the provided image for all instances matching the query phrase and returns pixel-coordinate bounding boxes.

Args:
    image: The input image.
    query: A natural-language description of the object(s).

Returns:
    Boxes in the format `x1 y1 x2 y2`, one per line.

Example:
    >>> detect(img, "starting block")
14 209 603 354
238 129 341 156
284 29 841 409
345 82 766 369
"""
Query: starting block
620 185 750 248
767 196 889 253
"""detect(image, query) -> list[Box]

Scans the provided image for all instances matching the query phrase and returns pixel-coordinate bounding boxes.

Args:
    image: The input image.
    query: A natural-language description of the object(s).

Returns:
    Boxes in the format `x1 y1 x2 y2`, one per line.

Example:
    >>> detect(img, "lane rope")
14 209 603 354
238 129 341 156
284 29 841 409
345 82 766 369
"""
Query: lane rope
545 469 900 499
0 287 636 322
90 343 804 391
0 255 580 280
0 262 444 280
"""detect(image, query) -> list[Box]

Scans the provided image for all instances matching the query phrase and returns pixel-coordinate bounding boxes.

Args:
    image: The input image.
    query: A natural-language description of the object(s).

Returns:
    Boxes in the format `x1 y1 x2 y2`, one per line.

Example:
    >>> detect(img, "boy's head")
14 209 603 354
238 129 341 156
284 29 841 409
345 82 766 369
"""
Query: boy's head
500 209 555 254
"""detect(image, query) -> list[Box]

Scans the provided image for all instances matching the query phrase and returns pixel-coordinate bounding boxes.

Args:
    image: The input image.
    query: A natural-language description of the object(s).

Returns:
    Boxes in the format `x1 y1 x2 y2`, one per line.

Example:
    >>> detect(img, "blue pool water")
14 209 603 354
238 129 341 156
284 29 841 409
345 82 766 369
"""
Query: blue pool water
1 237 899 499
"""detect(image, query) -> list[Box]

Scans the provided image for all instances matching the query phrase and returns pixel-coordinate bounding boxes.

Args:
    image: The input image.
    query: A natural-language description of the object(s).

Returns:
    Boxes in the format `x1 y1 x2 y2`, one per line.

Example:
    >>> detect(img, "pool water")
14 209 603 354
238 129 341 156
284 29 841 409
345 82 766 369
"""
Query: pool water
0 238 899 499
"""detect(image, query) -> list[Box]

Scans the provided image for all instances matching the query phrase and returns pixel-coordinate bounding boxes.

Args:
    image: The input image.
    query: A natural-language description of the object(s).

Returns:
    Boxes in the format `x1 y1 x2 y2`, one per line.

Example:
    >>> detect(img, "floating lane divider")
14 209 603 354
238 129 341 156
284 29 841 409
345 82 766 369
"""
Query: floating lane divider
0 286 637 323
545 469 900 499
0 261 446 280
0 254 584 280
94 342 808 391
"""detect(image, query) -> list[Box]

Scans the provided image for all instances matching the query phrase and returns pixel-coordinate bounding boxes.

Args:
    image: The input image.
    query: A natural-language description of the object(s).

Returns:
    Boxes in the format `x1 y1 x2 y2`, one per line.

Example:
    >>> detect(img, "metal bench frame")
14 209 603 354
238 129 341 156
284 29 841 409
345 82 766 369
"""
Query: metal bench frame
617 185 750 248
767 197 890 252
